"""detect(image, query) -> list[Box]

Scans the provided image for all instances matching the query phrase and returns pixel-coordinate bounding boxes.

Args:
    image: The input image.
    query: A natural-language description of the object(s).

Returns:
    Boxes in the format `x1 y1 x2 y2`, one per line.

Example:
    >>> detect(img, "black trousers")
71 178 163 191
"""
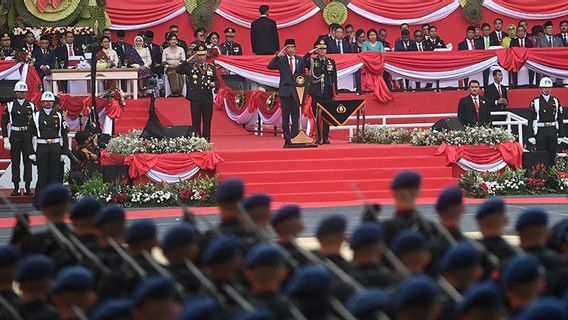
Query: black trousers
536 127 557 165
36 144 62 195
9 131 32 184
483 69 490 87
311 97 330 142
190 100 213 140
280 96 300 144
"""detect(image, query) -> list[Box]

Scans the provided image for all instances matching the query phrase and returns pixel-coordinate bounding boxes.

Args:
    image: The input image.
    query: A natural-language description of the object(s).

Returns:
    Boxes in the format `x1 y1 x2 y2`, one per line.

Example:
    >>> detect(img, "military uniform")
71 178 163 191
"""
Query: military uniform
28 94 69 195
176 46 218 141
305 40 337 144
219 28 243 56
2 83 35 195
0 32 14 59
529 93 563 165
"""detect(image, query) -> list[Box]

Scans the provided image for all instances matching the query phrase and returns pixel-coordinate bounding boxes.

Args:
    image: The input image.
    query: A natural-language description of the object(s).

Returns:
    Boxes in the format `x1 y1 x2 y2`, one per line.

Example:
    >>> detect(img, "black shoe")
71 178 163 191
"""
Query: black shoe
24 190 33 196
283 141 291 148
11 189 20 196
322 139 330 144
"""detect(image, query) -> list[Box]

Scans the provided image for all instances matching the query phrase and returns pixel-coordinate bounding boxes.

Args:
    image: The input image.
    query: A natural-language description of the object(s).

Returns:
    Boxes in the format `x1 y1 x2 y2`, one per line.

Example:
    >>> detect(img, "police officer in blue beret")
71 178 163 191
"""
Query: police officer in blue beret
177 298 222 320
271 204 308 267
393 275 441 320
500 255 545 319
94 206 127 269
70 197 101 252
517 297 567 320
381 170 437 246
161 223 202 294
126 219 160 275
314 214 351 273
51 266 97 318
15 254 59 319
475 198 519 263
458 281 504 320
285 265 337 319
0 246 21 318
90 298 132 320
231 309 276 320
131 276 177 320
391 230 430 275
243 193 272 231
346 288 390 320
515 208 566 273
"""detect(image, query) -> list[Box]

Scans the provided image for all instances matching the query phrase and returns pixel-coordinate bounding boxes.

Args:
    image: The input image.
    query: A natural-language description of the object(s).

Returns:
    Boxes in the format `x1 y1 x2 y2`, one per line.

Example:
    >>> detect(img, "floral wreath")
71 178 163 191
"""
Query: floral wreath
13 26 94 36
234 91 245 111
266 92 277 111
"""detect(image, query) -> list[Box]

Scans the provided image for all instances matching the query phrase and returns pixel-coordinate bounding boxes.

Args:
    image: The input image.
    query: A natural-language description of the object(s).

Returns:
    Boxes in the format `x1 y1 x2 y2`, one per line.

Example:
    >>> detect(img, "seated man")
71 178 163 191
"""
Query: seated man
458 80 491 127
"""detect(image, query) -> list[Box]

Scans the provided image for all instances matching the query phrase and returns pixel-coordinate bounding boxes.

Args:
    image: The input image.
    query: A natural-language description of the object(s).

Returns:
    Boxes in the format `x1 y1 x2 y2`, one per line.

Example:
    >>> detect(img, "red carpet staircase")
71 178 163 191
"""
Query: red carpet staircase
216 144 456 204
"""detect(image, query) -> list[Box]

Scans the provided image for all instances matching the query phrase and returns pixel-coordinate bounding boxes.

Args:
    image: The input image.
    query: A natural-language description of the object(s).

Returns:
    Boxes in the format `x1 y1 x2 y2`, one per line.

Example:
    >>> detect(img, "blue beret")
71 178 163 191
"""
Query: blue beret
201 235 241 265
391 230 426 256
244 193 271 211
91 299 132 320
161 223 198 251
15 254 54 282
53 266 94 293
501 255 543 289
316 214 347 238
476 199 505 219
0 245 20 265
177 298 220 320
231 309 276 320
436 186 464 211
350 223 384 249
347 288 390 318
518 298 567 320
391 170 421 190
70 197 101 220
393 276 439 311
439 242 481 273
215 179 244 204
245 244 283 268
132 276 175 306
126 219 157 244
95 206 126 228
459 282 502 315
286 264 332 296
39 183 70 208
272 204 301 228
515 208 548 231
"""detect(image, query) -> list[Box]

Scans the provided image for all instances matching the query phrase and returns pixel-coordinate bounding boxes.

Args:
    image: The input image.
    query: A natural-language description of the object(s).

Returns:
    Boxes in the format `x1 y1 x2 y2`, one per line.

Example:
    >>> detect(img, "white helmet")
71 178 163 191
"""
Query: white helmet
41 91 56 102
539 77 553 88
14 81 28 92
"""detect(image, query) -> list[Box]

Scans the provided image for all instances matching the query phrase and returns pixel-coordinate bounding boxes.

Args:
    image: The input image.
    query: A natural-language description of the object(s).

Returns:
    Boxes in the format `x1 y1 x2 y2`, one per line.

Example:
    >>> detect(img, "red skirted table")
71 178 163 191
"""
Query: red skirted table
435 142 523 172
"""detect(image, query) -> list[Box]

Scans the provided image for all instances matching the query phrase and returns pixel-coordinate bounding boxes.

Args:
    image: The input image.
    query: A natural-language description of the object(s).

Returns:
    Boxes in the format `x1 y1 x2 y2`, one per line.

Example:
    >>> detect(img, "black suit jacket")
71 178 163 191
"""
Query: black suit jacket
115 42 135 61
251 16 280 55
557 32 568 46
483 83 508 111
267 55 307 98
458 95 491 127
54 43 84 68
394 40 416 52
509 37 534 48
407 41 428 52
145 42 163 72
424 37 446 51
326 38 352 54
20 44 39 53
457 38 484 50
33 48 55 78
489 31 507 46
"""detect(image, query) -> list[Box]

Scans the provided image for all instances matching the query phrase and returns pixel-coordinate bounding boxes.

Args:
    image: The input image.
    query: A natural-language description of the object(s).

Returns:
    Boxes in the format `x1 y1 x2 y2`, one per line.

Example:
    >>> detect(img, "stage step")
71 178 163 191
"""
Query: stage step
263 189 444 203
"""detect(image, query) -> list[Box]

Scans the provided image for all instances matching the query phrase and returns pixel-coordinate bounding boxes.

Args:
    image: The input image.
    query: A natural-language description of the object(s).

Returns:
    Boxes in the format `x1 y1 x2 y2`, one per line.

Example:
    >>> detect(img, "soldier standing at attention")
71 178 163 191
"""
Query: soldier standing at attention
2 81 35 196
219 28 243 56
176 45 218 142
305 39 337 144
28 91 69 196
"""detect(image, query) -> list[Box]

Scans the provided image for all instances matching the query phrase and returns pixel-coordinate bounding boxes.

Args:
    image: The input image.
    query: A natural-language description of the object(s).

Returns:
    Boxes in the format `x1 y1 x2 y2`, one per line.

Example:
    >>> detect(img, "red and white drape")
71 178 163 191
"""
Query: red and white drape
216 0 319 28
108 0 186 30
435 142 523 172
483 0 568 19
348 0 459 25
0 61 42 103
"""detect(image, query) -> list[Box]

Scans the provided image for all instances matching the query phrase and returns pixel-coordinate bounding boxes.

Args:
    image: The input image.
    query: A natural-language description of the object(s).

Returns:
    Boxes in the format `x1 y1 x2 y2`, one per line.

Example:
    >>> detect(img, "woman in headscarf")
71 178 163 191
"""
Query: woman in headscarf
132 35 153 94
161 33 186 97
502 24 517 48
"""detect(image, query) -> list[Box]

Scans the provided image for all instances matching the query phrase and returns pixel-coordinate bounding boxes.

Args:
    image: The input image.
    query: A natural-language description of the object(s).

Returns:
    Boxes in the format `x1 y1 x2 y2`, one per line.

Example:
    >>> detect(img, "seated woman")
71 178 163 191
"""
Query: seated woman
206 32 221 62
97 36 119 89
132 35 153 93
502 24 517 48
162 33 186 97
362 28 385 52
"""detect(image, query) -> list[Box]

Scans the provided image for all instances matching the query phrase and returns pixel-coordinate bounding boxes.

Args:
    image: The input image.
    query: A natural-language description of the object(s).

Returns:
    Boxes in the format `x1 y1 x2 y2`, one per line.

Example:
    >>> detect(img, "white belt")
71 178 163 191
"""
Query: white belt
10 126 28 131
37 138 61 144
537 122 556 127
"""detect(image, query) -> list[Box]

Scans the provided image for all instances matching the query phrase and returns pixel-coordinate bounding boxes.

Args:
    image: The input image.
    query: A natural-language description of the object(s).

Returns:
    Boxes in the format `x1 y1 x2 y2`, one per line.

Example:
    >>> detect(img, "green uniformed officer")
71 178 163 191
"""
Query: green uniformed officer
528 77 564 165
176 45 218 141
2 81 35 196
0 32 14 59
219 28 243 56
28 91 69 196
305 39 337 144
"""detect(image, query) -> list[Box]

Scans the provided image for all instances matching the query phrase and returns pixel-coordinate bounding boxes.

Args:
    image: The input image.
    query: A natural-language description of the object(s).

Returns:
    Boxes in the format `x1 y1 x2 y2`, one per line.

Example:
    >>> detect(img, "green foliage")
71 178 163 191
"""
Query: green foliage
191 0 220 30
14 0 87 27
462 0 483 23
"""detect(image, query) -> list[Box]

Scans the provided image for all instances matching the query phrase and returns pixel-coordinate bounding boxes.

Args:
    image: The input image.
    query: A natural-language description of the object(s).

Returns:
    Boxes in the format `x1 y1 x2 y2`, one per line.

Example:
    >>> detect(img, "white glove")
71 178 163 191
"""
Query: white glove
29 154 36 162
559 138 564 144
3 138 10 151
528 137 536 145
60 155 68 162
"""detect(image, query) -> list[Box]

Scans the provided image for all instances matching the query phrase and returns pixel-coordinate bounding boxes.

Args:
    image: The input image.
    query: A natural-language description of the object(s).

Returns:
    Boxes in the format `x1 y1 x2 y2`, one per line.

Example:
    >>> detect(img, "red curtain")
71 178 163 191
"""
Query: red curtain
107 0 184 27
490 0 568 14
349 0 455 19
358 52 392 103
124 151 224 178
495 47 529 73
435 142 523 168
217 0 318 26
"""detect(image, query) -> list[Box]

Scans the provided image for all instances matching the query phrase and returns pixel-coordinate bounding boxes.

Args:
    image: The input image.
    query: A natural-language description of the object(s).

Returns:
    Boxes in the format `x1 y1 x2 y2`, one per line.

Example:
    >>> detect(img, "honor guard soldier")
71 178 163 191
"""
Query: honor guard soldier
517 298 567 320
393 276 441 320
315 214 352 273
475 199 518 263
131 276 177 320
161 224 202 294
2 81 35 196
528 77 564 166
305 39 337 144
244 193 272 231
286 265 340 319
458 282 504 320
347 288 390 320
177 45 218 141
29 91 69 196
90 299 133 320
15 254 60 320
500 255 545 319
220 28 243 56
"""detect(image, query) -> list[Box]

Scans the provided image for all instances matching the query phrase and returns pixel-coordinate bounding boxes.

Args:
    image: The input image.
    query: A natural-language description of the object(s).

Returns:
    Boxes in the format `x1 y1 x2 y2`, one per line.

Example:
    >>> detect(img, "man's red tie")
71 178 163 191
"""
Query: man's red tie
473 96 480 119
28 45 32 52
68 44 73 56
497 85 502 97
469 40 474 50
289 56 294 74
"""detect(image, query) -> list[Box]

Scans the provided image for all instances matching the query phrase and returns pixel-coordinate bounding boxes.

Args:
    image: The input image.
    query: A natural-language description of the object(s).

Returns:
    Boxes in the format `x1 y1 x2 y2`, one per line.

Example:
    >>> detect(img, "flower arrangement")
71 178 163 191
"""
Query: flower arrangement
266 92 277 111
104 87 126 107
13 27 94 36
359 126 516 146
105 129 212 156
14 50 34 64
71 173 217 207
234 91 245 111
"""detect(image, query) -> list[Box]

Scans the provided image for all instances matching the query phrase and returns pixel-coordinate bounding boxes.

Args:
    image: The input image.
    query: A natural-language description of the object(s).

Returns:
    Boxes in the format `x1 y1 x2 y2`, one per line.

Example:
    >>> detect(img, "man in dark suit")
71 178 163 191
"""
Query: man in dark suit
424 26 446 51
458 26 484 87
483 69 508 121
326 25 352 54
458 80 491 127
251 5 279 55
54 31 84 68
509 26 535 86
408 30 431 89
115 30 136 63
317 23 339 46
537 21 563 48
558 20 568 46
33 35 55 79
188 28 205 56
144 31 163 75
490 18 507 46
267 39 307 147
394 30 415 52
20 31 38 54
